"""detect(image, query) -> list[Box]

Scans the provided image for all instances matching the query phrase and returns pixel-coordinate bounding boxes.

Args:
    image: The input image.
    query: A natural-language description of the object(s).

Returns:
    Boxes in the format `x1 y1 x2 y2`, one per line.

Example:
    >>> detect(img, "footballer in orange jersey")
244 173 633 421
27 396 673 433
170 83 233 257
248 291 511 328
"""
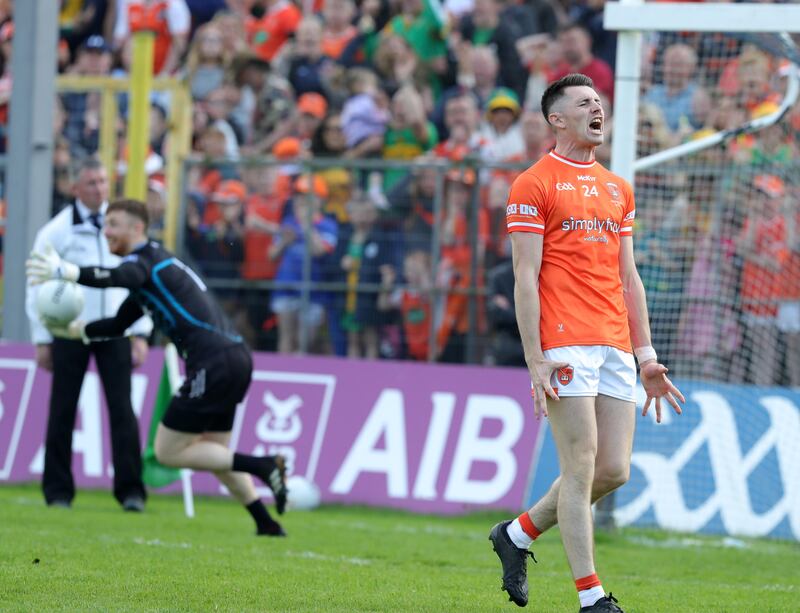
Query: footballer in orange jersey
489 74 685 613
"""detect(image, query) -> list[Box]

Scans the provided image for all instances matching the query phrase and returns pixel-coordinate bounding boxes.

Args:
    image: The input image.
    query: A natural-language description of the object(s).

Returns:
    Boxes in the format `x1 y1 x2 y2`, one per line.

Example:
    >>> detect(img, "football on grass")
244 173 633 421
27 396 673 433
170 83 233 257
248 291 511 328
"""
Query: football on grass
286 475 321 510
36 280 84 327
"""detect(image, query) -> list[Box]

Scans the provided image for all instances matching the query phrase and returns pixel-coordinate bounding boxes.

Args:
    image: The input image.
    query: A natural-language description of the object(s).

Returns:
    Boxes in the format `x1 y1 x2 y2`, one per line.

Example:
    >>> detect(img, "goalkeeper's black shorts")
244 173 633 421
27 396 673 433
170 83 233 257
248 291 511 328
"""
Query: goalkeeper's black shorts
162 344 253 433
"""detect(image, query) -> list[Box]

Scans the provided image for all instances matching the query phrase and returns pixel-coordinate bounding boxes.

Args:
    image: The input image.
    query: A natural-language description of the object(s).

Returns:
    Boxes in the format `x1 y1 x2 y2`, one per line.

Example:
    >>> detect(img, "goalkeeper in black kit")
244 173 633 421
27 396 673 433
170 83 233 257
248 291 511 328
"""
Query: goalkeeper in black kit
27 199 289 536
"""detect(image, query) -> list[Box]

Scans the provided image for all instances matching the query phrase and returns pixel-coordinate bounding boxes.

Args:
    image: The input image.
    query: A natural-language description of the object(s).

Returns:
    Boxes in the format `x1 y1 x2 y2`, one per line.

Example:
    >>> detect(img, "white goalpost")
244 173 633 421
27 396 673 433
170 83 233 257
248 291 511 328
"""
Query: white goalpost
596 2 800 538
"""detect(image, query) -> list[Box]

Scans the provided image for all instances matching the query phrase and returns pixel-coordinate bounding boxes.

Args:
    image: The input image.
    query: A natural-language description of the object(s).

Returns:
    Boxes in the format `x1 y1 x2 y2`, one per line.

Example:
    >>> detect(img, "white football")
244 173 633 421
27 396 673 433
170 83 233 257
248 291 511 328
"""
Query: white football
286 475 321 510
36 280 84 327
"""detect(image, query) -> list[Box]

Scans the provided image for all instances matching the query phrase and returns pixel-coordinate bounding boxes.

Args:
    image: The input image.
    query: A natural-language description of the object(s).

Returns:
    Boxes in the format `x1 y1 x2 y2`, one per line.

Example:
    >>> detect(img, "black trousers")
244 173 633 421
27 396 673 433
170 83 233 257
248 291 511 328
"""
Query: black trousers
43 337 146 505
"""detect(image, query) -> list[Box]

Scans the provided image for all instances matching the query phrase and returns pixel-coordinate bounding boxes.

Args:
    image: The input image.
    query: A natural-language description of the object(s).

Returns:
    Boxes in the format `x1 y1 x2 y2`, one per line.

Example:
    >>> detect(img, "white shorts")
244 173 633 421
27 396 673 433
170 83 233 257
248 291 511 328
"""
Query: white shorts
542 345 636 402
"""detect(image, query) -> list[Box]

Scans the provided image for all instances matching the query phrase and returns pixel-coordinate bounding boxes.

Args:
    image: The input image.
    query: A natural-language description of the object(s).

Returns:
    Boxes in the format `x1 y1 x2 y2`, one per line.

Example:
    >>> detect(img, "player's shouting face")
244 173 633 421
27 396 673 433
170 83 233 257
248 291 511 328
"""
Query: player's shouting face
548 85 605 147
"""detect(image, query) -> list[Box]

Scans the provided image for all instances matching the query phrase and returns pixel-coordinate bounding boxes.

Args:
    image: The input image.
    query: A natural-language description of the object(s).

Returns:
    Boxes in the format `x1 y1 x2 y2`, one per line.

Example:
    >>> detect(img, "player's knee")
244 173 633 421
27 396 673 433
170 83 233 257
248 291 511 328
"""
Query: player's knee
594 463 630 495
562 452 597 486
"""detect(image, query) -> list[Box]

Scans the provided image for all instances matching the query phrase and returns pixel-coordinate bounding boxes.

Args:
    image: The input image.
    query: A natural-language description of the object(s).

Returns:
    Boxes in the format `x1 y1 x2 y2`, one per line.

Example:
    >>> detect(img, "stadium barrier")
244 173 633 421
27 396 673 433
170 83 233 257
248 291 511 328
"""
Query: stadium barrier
0 343 541 515
1 343 798 540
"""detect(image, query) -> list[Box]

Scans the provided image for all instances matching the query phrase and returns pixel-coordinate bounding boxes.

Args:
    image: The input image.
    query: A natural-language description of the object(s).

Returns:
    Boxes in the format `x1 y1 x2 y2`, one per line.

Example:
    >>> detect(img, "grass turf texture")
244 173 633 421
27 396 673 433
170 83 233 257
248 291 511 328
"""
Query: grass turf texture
0 484 797 612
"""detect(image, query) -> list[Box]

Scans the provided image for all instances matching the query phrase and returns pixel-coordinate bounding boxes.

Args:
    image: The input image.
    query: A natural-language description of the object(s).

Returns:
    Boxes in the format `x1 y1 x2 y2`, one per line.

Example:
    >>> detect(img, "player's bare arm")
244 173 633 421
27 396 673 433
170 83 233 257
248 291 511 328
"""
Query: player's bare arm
618 236 685 422
511 232 568 418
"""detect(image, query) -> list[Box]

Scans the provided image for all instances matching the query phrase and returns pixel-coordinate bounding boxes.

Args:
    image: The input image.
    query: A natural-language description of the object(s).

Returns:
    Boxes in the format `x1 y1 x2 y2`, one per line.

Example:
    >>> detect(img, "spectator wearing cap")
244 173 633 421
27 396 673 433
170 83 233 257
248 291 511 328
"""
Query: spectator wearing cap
113 0 190 76
286 16 337 98
254 91 328 156
61 35 114 157
731 101 795 166
269 174 338 354
479 87 525 160
197 179 247 279
552 23 614 104
246 0 302 63
239 163 291 350
732 174 789 385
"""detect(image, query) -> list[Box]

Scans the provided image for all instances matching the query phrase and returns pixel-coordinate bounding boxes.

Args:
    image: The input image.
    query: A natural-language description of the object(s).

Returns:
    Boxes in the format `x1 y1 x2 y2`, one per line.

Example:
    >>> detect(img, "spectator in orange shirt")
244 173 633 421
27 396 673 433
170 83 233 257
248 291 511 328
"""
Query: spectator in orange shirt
437 168 488 362
378 248 435 362
733 174 789 385
240 164 290 350
113 0 190 76
321 0 358 60
246 0 302 62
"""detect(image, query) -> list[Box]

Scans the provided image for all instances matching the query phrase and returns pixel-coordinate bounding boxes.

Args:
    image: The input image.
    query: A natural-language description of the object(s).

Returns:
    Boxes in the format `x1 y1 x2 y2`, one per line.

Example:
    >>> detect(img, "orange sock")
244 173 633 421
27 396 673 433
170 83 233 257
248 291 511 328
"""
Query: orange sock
518 512 541 540
575 573 602 591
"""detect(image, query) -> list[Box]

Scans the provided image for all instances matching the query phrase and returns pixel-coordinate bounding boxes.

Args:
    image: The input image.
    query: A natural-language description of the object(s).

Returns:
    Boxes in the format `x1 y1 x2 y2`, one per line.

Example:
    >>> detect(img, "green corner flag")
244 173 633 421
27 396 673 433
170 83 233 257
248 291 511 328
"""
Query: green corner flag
142 361 181 488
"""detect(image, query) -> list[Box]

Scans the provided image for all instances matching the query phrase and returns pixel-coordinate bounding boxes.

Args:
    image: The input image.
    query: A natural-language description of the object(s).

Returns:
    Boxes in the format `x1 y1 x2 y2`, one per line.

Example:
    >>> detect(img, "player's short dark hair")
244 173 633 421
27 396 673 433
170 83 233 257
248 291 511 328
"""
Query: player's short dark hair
108 198 149 229
540 73 595 124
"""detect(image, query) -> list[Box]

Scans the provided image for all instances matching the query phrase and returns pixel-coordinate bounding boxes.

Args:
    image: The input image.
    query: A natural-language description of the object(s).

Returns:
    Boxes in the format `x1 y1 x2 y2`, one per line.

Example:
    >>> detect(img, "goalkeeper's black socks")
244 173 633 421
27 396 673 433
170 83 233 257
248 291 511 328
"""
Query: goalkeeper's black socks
232 452 268 475
246 499 286 536
232 453 288 514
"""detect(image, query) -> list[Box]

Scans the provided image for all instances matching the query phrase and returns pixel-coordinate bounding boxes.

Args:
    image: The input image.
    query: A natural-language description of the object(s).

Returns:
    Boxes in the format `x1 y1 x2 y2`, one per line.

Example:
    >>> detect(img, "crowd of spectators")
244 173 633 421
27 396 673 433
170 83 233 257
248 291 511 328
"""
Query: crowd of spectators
0 0 797 385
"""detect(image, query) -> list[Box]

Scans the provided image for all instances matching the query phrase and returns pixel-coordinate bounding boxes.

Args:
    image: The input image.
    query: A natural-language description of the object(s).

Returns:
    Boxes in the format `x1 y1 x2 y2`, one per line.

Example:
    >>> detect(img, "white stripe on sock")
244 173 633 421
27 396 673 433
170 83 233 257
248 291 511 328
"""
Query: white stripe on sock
579 585 605 608
506 518 534 549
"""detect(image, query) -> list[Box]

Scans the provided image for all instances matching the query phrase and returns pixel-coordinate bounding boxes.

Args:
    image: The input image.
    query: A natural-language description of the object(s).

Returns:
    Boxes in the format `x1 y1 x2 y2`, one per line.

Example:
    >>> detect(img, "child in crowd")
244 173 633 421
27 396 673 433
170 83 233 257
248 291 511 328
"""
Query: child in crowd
378 248 436 361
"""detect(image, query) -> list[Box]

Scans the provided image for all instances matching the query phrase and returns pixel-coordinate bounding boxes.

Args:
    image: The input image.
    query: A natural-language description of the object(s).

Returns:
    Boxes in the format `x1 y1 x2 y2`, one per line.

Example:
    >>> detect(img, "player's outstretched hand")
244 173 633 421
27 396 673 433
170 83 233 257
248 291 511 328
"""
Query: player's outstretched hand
47 320 87 343
26 245 79 285
529 358 570 419
640 361 685 424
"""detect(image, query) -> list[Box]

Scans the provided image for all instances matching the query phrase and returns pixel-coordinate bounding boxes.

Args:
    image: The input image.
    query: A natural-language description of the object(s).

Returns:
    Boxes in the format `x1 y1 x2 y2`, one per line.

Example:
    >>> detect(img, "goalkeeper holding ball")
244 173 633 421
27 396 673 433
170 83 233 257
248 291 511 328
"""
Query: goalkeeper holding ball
27 198 289 537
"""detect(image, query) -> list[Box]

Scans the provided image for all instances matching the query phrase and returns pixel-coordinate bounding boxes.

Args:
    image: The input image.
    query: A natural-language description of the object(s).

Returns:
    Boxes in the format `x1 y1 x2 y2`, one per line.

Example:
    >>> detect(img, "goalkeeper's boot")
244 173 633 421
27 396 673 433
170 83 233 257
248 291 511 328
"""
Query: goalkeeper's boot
580 593 624 612
489 520 536 607
261 455 288 515
257 520 287 537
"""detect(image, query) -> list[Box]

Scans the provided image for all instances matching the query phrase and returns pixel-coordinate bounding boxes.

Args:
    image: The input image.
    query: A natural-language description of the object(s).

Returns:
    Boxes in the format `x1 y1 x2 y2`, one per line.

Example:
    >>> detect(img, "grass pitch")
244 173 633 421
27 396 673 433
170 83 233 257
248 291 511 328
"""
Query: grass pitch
0 484 797 612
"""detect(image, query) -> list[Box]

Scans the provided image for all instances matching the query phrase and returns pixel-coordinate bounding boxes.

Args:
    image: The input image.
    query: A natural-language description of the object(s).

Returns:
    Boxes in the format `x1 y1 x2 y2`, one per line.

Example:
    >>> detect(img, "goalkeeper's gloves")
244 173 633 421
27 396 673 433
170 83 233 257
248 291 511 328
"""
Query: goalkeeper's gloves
26 245 80 285
47 319 89 344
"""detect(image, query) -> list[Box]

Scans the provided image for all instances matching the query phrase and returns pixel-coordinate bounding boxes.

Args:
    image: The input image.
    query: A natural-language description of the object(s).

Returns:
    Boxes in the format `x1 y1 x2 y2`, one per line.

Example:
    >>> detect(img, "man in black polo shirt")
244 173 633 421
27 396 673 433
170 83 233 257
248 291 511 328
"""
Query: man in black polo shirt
27 198 289 536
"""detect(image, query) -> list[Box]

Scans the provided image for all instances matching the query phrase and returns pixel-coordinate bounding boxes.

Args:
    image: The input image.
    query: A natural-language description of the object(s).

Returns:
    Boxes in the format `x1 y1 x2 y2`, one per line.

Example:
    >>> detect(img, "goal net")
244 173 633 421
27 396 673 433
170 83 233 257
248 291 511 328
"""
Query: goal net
633 30 799 388
603 3 800 539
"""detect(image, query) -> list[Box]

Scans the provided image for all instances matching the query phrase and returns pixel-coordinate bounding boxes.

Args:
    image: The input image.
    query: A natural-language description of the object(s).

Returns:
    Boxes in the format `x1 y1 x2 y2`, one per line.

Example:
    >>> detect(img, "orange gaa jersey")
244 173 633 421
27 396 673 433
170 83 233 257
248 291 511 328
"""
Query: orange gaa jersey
506 151 636 352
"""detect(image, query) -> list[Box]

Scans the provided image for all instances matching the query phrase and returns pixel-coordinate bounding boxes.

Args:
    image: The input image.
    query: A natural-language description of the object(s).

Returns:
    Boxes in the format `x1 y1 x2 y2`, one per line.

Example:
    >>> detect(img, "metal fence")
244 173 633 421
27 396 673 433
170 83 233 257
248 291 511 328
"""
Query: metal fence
175 154 799 384
177 155 529 364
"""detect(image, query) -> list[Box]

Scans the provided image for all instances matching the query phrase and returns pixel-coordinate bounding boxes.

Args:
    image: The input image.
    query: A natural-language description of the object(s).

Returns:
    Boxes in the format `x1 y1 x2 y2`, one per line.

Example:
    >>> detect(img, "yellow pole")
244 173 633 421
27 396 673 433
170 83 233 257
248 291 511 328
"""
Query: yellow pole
99 89 118 196
163 83 191 251
123 29 155 200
